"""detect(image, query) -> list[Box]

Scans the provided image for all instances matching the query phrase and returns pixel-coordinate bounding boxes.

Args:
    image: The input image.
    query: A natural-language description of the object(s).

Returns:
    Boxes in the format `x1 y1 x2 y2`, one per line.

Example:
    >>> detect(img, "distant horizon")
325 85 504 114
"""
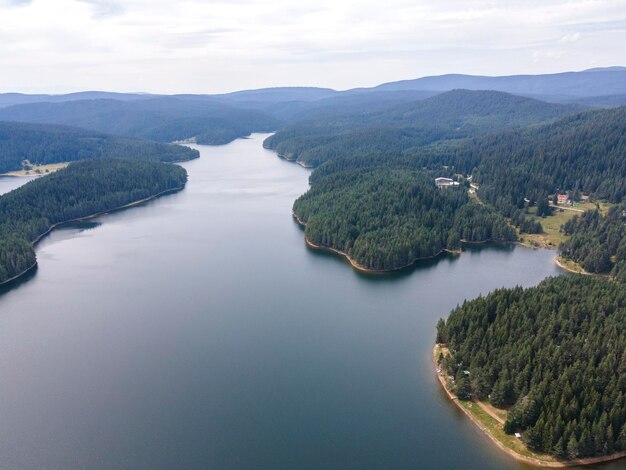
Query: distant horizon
1 65 625 96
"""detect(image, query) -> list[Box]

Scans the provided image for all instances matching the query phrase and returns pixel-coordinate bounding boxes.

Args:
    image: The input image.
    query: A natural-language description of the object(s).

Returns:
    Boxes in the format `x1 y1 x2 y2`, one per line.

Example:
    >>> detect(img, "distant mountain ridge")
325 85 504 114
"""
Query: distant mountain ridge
582 66 626 72
0 91 152 109
369 69 626 100
0 67 622 148
213 87 338 103
2 67 624 110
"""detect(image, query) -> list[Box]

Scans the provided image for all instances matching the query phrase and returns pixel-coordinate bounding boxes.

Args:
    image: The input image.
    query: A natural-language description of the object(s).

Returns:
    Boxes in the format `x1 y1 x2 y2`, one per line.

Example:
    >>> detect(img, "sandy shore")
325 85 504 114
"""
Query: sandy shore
433 344 626 467
553 256 590 275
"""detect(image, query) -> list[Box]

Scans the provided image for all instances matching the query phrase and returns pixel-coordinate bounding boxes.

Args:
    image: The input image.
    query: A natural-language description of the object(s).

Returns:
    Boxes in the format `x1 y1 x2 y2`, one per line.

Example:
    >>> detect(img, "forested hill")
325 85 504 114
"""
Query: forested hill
0 159 187 284
0 121 199 173
436 275 626 460
294 170 515 271
441 106 626 213
559 204 626 280
0 97 279 145
373 89 582 130
264 90 581 167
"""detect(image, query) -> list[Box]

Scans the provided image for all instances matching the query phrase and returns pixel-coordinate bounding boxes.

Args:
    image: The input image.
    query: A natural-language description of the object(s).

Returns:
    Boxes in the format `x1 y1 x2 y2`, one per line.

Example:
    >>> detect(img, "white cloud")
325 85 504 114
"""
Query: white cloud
532 49 567 62
0 0 31 6
559 32 581 43
76 0 125 17
0 0 624 93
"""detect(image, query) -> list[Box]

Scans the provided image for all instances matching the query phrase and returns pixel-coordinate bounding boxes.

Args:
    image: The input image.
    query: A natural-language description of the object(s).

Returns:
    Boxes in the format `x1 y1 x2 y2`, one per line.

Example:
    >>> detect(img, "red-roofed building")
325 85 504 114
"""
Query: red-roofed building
557 194 569 204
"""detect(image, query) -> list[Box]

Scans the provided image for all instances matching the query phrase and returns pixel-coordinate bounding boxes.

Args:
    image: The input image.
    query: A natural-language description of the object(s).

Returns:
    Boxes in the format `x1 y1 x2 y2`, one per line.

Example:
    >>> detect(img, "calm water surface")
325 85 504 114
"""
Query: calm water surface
0 174 36 194
0 136 593 469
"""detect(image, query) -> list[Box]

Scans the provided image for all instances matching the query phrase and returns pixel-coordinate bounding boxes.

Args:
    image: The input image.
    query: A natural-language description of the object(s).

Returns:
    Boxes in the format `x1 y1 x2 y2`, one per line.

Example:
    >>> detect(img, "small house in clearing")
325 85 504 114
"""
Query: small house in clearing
557 194 570 204
435 177 458 187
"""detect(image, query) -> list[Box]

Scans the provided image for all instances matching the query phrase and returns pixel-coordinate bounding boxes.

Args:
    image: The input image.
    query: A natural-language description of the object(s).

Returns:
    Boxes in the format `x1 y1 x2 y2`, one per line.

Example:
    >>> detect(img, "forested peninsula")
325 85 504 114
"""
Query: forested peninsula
435 275 626 465
0 159 187 284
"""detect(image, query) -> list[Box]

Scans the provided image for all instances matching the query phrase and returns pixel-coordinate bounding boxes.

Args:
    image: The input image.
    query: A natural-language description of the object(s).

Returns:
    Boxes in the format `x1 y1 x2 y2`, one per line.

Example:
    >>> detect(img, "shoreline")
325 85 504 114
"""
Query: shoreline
553 255 589 275
0 261 38 287
0 185 184 288
293 212 450 273
433 344 626 467
274 152 314 169
294 212 507 274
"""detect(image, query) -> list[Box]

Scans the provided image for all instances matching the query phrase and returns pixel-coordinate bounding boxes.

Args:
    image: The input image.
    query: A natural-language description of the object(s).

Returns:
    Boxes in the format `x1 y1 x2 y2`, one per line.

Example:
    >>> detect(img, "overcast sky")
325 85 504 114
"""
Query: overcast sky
0 0 624 94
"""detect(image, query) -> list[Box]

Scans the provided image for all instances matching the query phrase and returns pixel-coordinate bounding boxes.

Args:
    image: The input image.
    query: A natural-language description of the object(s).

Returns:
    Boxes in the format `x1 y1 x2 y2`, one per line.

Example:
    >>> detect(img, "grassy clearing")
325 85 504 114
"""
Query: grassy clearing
4 161 69 176
479 400 507 423
562 200 613 213
470 188 612 250
519 201 614 249
456 400 559 462
520 207 576 248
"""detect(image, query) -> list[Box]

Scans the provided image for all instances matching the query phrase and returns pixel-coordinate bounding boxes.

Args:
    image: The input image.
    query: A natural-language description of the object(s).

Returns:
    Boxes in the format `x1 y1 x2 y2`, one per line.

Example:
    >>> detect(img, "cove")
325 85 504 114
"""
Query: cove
0 135 595 469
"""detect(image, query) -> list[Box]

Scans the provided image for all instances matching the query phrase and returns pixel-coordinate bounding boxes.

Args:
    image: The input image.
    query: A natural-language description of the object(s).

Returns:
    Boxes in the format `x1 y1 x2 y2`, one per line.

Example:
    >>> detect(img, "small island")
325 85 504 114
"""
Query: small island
434 275 626 467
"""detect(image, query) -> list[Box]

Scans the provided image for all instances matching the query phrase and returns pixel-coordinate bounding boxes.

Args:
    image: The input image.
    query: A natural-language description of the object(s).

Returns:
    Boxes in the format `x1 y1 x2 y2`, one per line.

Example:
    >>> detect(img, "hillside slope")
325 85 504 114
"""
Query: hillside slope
0 121 199 173
0 97 279 145
264 90 581 167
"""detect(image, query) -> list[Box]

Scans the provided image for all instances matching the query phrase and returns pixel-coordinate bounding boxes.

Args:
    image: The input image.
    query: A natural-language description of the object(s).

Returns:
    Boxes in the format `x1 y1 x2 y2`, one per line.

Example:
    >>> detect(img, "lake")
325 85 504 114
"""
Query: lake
0 135 580 469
